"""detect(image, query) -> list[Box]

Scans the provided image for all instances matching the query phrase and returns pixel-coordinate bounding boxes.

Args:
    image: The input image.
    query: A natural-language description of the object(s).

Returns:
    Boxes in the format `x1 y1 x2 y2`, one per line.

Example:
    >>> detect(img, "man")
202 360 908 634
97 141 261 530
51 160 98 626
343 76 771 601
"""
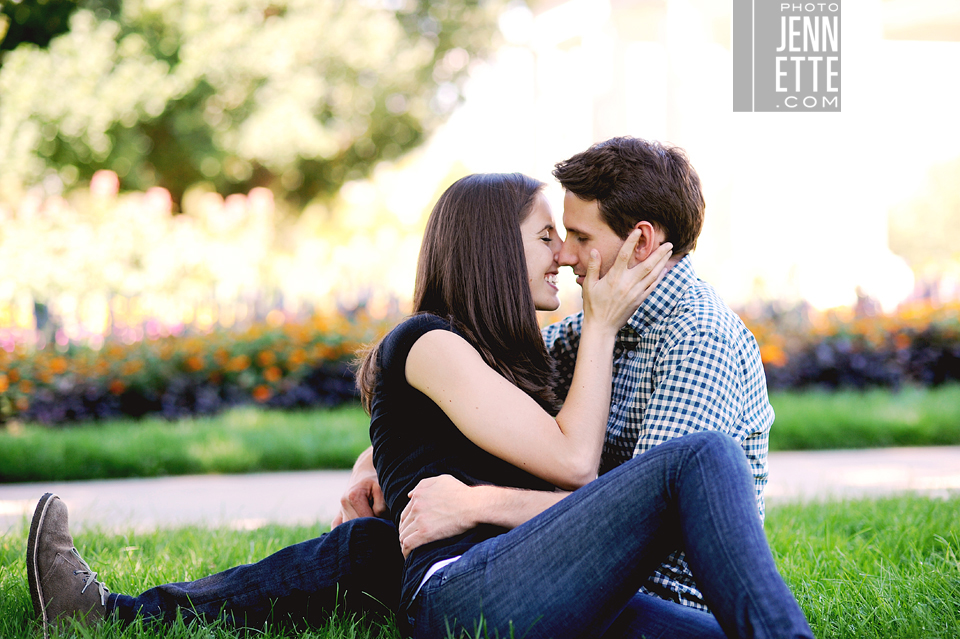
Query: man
344 136 773 612
546 136 772 608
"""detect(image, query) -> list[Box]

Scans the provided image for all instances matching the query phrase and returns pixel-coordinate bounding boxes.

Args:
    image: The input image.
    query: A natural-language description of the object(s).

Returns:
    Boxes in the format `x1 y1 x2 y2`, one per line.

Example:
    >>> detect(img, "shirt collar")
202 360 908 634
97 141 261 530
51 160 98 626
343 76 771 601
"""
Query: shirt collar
621 254 698 338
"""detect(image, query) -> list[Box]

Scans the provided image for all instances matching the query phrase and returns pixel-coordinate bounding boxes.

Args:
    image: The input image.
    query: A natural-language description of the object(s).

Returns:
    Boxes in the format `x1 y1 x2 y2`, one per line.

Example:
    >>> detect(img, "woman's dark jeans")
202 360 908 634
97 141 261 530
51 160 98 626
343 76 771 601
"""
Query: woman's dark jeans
410 431 814 639
107 517 402 630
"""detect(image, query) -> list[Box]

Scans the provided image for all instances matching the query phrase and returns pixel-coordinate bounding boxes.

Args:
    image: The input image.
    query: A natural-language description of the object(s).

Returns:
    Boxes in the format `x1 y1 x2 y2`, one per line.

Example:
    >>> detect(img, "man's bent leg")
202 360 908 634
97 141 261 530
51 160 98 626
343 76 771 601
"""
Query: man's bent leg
108 518 402 629
412 431 812 639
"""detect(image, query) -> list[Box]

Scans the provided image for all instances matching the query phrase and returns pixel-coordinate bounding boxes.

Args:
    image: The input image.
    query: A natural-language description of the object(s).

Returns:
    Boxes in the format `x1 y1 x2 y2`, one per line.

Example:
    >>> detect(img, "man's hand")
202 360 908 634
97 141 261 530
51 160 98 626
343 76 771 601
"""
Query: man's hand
398 475 475 558
331 447 387 527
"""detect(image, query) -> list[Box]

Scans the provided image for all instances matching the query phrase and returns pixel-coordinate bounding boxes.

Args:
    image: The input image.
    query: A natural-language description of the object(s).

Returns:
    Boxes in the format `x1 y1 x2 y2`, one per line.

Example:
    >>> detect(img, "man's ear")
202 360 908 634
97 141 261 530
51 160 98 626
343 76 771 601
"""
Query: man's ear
630 221 664 266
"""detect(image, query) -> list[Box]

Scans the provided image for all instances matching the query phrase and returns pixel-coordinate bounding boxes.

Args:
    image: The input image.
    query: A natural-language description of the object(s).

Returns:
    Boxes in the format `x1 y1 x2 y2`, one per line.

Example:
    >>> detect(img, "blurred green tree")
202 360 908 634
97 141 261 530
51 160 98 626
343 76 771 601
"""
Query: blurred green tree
0 0 502 206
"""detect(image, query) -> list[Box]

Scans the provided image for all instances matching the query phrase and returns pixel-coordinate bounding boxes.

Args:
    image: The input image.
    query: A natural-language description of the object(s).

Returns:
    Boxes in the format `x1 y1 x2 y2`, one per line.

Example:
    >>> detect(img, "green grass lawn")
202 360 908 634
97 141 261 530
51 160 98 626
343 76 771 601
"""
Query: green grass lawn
0 405 371 483
768 384 960 450
767 495 960 638
1 384 959 483
1 495 957 638
1 517 400 639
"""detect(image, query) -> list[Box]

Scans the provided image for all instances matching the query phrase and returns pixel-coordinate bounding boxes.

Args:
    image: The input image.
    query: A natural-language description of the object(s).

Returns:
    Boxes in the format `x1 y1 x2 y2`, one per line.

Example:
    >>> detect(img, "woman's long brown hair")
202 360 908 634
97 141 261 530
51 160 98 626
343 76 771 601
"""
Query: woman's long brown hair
356 173 558 415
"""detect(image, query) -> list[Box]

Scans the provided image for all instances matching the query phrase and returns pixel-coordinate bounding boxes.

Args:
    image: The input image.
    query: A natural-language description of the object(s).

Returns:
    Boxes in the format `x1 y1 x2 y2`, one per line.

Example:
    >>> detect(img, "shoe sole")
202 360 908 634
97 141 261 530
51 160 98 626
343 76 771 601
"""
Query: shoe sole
26 492 57 639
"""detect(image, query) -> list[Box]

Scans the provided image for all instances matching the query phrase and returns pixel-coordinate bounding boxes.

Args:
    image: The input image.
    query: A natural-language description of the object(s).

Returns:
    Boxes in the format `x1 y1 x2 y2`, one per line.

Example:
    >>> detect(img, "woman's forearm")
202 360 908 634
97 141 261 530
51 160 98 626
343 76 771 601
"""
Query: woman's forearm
551 325 618 485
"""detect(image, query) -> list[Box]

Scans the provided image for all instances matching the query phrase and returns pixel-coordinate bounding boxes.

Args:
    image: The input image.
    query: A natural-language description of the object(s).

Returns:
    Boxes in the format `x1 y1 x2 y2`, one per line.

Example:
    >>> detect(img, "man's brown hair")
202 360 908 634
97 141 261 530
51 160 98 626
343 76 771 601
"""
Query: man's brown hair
553 137 705 255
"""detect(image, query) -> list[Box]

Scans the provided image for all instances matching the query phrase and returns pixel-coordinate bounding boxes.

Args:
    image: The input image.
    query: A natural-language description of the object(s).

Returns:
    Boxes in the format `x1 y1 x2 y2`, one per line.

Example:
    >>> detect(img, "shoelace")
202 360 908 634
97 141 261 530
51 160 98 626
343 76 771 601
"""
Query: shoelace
70 547 111 606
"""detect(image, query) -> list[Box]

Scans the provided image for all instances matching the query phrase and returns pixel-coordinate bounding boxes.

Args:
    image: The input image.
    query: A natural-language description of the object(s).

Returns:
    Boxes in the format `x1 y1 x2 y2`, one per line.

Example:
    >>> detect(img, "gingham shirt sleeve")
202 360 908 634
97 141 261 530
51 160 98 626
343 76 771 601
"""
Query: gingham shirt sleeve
636 329 746 453
541 314 582 402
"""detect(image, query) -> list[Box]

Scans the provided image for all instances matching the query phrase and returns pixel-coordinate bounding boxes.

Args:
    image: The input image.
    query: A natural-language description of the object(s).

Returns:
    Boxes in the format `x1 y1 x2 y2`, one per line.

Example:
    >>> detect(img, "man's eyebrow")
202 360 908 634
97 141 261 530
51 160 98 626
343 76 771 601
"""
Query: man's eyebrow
563 226 587 238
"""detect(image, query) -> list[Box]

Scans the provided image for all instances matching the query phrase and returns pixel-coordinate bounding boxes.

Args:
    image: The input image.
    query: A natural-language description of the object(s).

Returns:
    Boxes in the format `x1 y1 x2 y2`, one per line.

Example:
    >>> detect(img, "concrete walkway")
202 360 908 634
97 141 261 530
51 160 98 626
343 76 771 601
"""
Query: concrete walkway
2 447 959 534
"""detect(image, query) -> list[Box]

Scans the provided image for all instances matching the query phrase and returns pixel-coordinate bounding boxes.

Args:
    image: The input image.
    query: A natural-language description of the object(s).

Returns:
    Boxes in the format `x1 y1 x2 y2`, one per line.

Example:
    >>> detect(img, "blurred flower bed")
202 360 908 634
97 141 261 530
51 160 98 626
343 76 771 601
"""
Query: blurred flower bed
0 311 393 426
0 171 427 427
743 300 960 390
2 172 958 426
4 298 958 427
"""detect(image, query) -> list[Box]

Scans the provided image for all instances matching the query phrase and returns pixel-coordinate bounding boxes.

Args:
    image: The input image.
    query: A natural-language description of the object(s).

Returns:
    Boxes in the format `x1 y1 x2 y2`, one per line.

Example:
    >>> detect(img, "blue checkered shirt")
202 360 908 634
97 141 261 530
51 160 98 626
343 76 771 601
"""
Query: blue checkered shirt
542 255 773 611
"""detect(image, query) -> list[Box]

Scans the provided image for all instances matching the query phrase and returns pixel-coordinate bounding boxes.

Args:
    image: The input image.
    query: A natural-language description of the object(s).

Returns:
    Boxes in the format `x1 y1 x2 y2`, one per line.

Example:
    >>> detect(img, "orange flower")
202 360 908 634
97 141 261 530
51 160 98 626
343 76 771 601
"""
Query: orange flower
185 355 205 372
14 396 28 411
50 357 68 375
0 373 8 393
108 379 126 395
18 380 34 395
288 348 307 369
213 348 230 366
226 355 251 372
263 365 283 383
7 368 20 383
252 385 271 402
759 344 787 368
36 371 53 384
257 350 276 367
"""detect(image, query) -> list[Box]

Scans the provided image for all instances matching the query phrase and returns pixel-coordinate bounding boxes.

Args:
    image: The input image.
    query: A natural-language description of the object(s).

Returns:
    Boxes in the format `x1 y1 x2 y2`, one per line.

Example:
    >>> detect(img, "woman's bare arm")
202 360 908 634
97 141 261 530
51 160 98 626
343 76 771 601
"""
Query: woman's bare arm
406 234 672 490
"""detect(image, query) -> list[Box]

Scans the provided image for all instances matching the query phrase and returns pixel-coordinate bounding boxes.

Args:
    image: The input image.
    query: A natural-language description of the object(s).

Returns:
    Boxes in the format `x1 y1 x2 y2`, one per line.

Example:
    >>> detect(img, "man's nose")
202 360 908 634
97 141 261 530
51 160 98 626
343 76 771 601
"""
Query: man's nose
557 240 576 267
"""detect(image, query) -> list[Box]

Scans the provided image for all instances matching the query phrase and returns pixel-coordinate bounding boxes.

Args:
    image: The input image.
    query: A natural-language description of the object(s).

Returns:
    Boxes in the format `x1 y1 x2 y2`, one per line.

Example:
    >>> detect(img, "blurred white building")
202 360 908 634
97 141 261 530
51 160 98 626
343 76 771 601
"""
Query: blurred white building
398 0 960 312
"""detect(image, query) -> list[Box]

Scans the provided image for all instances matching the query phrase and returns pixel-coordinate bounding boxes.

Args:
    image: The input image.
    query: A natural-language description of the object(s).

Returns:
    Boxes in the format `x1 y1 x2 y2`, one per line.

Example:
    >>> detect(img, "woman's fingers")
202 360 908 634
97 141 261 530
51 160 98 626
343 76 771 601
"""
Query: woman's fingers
635 243 673 286
584 249 602 286
615 228 644 268
581 235 673 334
604 240 672 301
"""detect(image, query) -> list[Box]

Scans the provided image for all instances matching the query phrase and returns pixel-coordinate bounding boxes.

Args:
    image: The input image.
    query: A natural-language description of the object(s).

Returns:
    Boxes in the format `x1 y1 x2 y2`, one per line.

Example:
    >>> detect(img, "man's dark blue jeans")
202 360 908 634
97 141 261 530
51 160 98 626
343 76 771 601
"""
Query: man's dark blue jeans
409 431 815 639
107 516 402 630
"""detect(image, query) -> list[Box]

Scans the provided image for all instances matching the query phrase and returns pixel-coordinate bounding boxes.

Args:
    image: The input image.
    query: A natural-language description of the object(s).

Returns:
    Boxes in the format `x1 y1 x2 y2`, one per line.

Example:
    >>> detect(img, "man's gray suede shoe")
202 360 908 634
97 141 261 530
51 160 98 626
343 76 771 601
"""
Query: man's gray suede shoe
26 493 110 639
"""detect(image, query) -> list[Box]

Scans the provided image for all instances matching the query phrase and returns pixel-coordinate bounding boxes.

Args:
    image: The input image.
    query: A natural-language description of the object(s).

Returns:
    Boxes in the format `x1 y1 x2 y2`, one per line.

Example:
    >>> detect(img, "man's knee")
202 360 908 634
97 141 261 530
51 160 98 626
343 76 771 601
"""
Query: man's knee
684 429 736 450
683 430 749 475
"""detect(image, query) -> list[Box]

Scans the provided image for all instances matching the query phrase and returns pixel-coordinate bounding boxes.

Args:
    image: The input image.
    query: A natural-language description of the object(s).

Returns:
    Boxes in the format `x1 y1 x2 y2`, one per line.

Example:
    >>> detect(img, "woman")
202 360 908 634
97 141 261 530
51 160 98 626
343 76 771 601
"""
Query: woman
358 172 813 639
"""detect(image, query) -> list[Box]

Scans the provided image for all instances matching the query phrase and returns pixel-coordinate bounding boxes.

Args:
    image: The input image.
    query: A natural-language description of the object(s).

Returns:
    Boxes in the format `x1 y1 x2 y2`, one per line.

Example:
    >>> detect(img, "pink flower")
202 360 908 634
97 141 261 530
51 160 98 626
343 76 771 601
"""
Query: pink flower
90 170 120 198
